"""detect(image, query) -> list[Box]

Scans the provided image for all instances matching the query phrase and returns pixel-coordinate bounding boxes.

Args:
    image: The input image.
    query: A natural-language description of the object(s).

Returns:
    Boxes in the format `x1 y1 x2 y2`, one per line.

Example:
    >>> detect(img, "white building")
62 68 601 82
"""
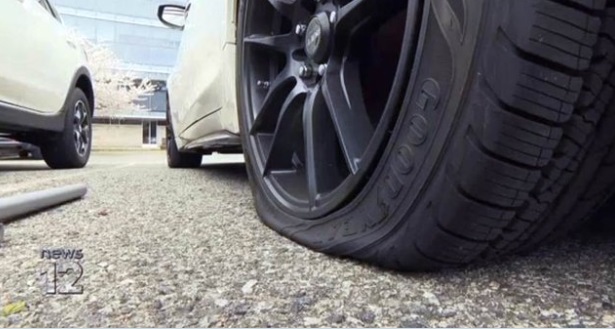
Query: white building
50 0 183 149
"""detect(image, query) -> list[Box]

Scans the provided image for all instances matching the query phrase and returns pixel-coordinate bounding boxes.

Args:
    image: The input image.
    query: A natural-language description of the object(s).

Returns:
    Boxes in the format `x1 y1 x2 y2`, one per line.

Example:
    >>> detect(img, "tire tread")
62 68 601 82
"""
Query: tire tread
414 0 615 266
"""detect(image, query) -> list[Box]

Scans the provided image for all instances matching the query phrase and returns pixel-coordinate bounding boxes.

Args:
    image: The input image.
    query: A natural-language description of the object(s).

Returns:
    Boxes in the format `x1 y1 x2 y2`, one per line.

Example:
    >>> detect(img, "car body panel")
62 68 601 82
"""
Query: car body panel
0 66 92 133
163 0 240 151
0 0 86 115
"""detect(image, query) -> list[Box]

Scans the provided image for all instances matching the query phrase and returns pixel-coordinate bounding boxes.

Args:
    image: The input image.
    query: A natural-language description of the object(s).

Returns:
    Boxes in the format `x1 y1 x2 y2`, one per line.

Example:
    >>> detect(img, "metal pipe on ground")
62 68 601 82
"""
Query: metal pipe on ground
0 184 88 223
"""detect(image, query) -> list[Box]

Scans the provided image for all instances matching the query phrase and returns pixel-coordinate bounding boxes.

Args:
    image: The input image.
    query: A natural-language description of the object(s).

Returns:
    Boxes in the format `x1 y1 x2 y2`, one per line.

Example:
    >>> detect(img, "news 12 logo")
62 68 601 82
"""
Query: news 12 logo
39 248 84 295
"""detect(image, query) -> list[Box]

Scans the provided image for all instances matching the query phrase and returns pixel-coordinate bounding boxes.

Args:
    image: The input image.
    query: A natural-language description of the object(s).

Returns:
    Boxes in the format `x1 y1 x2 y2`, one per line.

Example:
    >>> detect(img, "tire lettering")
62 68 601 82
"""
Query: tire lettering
394 145 415 175
356 77 441 234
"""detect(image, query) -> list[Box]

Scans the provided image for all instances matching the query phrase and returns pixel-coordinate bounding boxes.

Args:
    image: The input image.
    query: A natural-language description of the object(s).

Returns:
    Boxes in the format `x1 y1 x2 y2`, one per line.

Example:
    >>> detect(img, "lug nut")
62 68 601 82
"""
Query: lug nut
295 24 307 36
257 80 270 89
329 11 337 24
299 65 313 78
317 64 327 76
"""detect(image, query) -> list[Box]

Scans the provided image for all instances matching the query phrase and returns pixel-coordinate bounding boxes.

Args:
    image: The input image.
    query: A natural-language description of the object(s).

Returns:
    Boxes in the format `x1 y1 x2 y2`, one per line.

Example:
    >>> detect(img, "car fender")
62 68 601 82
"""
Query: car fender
0 66 93 133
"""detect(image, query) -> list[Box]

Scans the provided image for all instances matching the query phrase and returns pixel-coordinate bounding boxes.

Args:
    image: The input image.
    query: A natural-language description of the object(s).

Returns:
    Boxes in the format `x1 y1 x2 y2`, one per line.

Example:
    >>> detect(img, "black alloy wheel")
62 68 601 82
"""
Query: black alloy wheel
240 0 419 218
73 100 91 157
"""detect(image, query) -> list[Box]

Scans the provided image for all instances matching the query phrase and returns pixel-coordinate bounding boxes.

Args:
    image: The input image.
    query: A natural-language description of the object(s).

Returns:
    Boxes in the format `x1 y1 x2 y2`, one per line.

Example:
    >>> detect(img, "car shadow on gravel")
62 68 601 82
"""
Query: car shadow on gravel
198 162 248 183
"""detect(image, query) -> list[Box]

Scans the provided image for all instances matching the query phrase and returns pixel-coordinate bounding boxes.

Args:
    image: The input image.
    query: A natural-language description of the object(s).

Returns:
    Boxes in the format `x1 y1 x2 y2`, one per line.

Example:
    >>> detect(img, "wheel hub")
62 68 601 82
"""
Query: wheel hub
304 13 331 64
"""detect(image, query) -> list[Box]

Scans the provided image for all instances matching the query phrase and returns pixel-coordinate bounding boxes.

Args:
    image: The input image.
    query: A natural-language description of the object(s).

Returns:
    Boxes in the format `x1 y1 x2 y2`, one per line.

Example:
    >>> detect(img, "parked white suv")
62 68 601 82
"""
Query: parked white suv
0 0 95 169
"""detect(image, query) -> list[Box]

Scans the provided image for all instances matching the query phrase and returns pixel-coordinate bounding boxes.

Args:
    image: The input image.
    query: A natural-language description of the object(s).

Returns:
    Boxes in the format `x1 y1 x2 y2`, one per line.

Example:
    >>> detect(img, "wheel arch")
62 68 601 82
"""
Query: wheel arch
73 67 95 116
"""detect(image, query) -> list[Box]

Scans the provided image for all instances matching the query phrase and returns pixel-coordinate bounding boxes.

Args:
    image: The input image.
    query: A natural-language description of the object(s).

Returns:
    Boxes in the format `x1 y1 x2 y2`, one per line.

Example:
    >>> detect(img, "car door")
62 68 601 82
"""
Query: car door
167 0 229 137
0 0 32 109
0 0 79 114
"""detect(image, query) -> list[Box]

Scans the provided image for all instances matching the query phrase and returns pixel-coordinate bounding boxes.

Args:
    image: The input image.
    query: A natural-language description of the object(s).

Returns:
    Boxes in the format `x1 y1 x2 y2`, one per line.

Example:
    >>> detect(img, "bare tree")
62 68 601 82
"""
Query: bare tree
67 30 156 117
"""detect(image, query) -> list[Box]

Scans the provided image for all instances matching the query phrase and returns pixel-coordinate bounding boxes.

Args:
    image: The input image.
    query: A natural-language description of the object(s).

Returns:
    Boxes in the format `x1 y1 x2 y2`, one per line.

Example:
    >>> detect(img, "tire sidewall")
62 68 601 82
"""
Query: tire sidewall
165 112 202 168
167 131 181 166
166 116 175 165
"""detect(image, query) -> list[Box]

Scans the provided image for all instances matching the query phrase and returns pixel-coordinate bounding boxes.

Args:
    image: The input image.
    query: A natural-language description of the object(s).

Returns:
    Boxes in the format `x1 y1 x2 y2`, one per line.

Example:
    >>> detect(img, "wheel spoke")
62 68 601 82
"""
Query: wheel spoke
251 70 296 134
74 110 81 125
80 109 88 126
335 0 405 36
266 0 308 21
303 85 340 206
263 85 307 175
336 0 378 31
82 126 90 144
74 130 81 151
244 33 297 54
322 61 374 174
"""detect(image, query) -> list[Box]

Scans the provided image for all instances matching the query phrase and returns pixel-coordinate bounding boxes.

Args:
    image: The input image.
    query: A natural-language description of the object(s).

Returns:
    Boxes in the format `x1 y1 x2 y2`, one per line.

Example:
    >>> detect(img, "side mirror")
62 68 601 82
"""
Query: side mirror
157 4 187 30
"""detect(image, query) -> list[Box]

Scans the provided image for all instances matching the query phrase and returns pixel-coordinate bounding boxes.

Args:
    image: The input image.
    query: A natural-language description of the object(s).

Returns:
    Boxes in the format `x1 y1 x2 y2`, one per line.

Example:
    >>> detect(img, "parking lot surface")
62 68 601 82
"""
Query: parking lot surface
0 151 614 327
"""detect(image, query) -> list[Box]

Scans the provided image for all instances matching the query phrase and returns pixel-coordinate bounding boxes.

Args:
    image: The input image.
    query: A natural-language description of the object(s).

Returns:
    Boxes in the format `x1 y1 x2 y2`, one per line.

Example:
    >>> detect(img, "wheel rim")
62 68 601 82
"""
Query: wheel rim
241 0 421 218
73 100 90 157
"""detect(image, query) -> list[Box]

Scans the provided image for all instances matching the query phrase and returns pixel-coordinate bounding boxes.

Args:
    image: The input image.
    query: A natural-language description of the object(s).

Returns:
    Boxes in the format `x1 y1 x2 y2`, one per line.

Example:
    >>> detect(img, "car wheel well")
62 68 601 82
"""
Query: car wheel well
75 75 94 115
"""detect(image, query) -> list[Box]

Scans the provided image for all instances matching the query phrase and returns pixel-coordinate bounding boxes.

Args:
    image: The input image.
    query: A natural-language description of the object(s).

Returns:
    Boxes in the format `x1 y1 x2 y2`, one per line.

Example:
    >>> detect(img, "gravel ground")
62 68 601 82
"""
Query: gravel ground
0 151 614 327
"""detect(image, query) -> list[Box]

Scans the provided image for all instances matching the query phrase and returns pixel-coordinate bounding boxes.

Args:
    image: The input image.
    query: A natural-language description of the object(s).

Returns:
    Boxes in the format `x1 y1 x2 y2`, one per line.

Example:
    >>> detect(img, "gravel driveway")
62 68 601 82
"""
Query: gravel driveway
0 151 614 327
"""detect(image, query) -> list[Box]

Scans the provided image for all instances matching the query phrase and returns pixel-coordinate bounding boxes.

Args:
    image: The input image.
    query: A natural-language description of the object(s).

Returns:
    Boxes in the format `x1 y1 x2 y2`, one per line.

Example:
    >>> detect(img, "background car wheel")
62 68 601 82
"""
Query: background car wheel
237 0 615 270
41 88 92 169
166 125 202 168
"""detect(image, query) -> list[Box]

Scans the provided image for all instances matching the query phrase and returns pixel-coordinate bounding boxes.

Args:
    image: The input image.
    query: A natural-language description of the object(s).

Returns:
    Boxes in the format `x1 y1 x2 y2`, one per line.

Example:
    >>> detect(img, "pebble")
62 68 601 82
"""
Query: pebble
359 310 376 324
7 314 21 326
327 312 346 324
423 291 440 306
233 303 250 316
241 280 258 294
290 296 314 313
441 308 457 318
215 299 230 308
400 318 429 328
303 317 321 326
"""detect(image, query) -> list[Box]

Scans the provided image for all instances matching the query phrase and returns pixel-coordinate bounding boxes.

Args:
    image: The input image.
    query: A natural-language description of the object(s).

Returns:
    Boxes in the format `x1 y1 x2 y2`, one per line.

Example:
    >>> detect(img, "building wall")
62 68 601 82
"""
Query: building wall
49 0 183 114
92 122 167 150
157 125 166 148
50 0 182 75
93 123 143 150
